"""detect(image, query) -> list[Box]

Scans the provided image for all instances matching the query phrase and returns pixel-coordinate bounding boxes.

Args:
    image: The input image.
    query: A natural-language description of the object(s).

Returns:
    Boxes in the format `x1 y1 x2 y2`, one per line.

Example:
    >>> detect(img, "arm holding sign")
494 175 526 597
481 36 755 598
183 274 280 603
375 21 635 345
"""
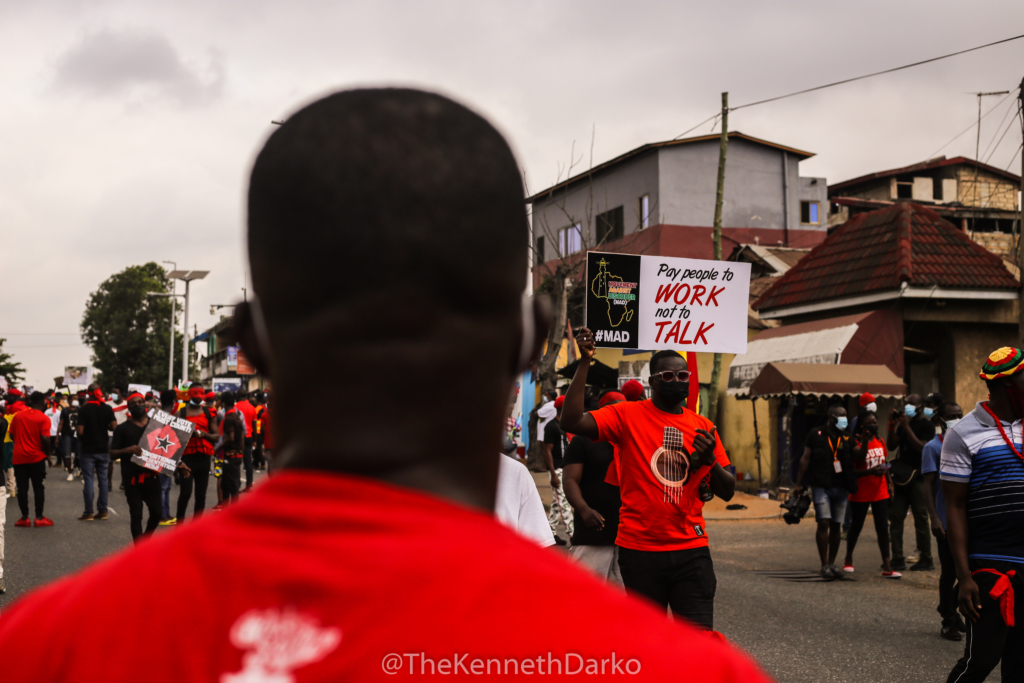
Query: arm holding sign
557 327 599 441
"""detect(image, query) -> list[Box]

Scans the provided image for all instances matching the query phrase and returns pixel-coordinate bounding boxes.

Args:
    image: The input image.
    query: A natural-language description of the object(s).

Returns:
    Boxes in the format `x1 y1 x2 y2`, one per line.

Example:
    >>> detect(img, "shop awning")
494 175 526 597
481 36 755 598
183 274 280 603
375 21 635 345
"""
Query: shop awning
727 309 902 396
748 362 906 399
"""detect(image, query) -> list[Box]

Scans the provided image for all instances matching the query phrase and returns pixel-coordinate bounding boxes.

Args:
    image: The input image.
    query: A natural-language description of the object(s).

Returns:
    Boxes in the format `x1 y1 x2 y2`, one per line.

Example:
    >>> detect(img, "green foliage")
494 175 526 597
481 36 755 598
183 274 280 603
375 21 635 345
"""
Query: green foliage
0 338 26 386
80 263 182 390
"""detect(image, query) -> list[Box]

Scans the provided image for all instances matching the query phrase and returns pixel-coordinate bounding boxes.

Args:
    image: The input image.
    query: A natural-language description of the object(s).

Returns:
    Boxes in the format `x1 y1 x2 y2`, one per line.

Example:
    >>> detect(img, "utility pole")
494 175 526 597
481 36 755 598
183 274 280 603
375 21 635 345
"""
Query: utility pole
970 91 1010 232
707 92 729 423
1018 79 1024 346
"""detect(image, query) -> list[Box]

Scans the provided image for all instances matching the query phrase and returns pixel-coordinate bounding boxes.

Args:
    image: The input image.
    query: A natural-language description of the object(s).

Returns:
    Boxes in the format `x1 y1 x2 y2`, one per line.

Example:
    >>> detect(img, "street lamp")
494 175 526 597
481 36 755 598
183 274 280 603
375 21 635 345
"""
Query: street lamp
166 270 208 384
161 260 177 389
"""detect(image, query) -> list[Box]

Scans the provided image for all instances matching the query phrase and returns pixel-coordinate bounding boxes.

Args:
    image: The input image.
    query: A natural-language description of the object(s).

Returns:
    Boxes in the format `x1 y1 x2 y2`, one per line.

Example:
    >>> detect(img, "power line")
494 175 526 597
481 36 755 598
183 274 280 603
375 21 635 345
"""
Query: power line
981 91 1021 161
984 106 1020 164
731 33 1024 111
672 113 720 141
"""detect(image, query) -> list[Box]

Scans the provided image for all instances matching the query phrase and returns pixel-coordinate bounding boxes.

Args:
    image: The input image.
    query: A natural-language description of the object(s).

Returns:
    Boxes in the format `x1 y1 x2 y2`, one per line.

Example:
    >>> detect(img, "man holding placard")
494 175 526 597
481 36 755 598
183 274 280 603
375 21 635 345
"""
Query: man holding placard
560 332 735 631
109 392 165 541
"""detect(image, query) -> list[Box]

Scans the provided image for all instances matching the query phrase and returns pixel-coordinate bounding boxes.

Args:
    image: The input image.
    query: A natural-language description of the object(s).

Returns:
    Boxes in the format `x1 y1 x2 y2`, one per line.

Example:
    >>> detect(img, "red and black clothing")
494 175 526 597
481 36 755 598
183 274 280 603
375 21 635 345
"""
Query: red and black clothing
176 408 215 521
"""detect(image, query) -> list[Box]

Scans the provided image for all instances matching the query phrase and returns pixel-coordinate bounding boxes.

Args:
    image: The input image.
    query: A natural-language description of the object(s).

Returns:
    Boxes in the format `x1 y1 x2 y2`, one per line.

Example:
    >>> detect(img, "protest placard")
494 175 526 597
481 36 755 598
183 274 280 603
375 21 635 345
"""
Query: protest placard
585 252 751 354
63 366 92 386
132 408 195 474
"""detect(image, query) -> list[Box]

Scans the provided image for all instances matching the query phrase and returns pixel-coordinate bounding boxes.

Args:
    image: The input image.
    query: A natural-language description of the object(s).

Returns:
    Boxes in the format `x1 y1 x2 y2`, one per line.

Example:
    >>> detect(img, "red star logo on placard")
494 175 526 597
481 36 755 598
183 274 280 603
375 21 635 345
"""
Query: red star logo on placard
146 425 181 459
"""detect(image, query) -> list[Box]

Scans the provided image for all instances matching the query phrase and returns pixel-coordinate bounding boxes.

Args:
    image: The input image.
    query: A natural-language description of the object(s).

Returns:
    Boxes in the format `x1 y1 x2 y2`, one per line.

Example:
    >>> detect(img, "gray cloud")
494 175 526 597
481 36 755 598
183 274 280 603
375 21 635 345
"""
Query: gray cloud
53 28 224 104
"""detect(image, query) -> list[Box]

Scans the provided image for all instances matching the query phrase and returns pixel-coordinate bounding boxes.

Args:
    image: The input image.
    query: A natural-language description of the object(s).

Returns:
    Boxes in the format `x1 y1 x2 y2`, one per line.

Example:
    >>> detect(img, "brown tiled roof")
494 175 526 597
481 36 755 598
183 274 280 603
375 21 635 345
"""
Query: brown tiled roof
753 202 1019 312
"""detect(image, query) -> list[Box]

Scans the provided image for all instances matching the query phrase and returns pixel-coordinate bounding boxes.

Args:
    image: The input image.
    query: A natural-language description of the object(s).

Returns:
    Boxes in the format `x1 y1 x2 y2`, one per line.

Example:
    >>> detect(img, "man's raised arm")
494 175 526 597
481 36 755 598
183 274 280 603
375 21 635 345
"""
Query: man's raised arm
558 327 599 441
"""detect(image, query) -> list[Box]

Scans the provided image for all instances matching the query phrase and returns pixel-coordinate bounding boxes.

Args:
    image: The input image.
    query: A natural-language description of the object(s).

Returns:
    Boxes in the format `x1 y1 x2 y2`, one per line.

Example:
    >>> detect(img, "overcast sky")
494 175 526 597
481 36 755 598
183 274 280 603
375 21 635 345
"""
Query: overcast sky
3 0 1024 389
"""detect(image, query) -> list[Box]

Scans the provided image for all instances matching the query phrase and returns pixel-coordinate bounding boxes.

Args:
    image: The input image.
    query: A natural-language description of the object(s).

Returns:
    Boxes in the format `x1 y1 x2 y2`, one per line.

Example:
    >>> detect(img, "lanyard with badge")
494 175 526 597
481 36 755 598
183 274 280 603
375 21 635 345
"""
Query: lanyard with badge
828 436 845 473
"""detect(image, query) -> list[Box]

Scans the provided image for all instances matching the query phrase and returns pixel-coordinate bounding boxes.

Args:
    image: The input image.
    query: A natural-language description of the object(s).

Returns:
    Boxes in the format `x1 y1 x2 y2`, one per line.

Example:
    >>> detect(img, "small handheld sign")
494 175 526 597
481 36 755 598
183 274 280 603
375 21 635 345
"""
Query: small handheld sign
133 409 195 474
584 252 751 354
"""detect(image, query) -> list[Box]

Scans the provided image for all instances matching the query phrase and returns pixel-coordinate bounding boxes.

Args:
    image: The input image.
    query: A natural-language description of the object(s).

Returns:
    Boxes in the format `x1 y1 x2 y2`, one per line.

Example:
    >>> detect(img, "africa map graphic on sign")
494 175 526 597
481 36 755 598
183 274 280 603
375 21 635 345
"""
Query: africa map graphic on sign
590 258 637 327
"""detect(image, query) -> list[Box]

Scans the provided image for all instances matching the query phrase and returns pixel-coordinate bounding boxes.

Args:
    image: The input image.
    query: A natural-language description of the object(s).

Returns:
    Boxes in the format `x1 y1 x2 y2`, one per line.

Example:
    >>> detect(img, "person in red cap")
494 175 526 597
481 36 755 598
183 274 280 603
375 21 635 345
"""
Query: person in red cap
542 394 572 542
172 383 219 524
9 392 54 528
0 88 769 683
563 390 625 583
620 379 645 402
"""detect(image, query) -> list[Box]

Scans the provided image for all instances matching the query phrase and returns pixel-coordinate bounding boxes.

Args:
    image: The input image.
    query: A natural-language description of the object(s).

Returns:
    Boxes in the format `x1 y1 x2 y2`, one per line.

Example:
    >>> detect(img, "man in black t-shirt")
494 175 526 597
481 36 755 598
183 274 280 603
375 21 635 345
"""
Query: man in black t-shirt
542 396 572 540
75 384 116 521
109 393 163 541
886 393 937 571
563 391 624 584
794 404 855 580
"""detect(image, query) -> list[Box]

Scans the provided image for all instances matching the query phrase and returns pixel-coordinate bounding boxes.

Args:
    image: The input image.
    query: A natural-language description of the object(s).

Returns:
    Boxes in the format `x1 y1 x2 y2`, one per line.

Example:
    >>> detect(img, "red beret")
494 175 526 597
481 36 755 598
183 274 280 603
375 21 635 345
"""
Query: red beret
7 388 23 398
621 379 644 401
205 391 216 400
553 396 565 409
859 392 876 407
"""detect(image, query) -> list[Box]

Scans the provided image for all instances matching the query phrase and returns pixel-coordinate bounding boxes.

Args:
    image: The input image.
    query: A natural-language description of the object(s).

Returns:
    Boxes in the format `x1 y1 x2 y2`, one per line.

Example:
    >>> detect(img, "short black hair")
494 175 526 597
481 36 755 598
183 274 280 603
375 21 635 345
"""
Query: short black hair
925 392 945 407
649 350 684 374
222 392 236 408
827 403 846 416
29 391 46 405
159 389 178 407
941 401 962 418
189 382 204 391
247 89 527 325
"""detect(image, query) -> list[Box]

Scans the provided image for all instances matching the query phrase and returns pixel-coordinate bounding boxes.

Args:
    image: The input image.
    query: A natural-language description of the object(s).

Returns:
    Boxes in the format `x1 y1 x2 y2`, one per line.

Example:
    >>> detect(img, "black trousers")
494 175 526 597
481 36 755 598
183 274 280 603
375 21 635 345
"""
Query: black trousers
243 436 254 489
125 475 162 541
936 535 960 624
253 434 265 468
14 460 46 519
618 545 716 630
222 456 242 502
890 478 932 563
847 499 891 561
946 561 1024 682
176 453 210 520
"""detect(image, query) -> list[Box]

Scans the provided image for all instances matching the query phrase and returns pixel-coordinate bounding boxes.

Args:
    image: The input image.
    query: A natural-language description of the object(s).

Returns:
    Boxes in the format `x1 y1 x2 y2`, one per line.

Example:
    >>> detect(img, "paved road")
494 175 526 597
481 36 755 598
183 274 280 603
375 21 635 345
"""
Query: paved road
711 518 982 683
0 472 990 682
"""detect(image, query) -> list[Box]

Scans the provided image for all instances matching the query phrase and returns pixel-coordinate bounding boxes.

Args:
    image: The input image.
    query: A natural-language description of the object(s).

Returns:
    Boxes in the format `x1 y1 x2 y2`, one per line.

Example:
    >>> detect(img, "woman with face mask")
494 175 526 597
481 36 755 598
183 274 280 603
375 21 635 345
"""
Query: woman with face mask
843 412 899 578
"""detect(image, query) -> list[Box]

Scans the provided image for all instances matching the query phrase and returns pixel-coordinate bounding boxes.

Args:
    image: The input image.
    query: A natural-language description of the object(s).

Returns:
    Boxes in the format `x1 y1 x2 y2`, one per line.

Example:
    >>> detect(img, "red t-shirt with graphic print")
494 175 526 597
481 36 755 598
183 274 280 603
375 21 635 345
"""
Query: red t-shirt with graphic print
0 471 769 681
849 436 890 503
591 400 730 552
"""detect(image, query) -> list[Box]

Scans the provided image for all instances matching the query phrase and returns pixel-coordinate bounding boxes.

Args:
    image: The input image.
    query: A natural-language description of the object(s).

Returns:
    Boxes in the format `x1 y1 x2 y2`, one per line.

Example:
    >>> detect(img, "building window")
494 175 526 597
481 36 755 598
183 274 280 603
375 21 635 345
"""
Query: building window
535 235 545 264
596 206 624 245
896 175 913 199
933 179 943 201
560 223 582 256
800 201 820 225
640 194 650 229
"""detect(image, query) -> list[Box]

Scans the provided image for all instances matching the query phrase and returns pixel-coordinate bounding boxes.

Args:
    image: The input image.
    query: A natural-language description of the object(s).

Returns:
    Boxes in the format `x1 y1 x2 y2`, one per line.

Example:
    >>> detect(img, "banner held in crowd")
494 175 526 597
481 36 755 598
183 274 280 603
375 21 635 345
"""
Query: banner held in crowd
585 251 751 354
133 408 195 474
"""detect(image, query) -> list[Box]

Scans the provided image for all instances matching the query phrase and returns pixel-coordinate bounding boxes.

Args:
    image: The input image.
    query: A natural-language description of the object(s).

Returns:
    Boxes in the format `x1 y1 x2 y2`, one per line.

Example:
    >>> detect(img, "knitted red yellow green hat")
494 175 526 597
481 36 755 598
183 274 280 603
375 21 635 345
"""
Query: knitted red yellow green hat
980 347 1024 380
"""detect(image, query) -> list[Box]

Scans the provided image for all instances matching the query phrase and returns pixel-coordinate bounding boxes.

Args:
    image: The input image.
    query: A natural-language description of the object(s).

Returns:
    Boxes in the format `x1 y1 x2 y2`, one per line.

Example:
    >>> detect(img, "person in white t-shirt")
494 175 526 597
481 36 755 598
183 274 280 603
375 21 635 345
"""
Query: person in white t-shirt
44 399 63 467
494 454 555 547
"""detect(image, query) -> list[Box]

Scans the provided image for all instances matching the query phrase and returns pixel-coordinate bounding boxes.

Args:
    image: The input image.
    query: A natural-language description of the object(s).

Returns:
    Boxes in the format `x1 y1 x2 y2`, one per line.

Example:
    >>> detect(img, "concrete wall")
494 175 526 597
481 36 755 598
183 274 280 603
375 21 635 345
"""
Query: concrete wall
950 324 1020 409
658 138 826 243
531 151 659 256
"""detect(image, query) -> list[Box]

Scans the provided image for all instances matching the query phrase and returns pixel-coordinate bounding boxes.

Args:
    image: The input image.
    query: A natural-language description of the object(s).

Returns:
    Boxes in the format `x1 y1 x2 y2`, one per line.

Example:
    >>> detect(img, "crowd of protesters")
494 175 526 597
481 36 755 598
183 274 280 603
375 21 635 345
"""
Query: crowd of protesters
0 382 273 588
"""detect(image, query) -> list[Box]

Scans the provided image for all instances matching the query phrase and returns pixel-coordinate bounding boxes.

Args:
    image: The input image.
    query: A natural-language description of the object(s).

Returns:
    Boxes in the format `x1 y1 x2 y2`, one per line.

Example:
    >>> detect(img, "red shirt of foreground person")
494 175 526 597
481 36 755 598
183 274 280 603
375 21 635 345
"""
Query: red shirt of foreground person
0 88 771 682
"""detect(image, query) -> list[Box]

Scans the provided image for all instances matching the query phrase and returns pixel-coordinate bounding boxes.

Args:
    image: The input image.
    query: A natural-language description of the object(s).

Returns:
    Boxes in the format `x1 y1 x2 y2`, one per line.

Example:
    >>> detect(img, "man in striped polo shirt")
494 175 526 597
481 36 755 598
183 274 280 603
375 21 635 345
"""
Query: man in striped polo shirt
942 347 1024 682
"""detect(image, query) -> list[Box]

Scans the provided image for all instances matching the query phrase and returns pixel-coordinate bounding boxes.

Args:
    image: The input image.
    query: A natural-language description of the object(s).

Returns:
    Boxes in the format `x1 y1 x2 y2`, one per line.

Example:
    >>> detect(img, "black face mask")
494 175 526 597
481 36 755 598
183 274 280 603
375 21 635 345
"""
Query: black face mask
656 380 689 405
865 424 878 436
128 404 147 419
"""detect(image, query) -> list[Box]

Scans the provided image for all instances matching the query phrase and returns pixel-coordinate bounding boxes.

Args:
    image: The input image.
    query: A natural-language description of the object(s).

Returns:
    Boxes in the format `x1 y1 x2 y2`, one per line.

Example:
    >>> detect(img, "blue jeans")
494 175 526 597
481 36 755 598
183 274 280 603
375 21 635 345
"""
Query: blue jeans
811 486 848 522
80 452 110 515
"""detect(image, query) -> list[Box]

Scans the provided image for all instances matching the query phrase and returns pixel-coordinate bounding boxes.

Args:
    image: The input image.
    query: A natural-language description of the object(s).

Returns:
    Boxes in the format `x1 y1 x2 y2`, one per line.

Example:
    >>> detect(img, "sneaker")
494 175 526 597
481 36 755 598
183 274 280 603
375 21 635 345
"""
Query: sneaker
909 559 935 571
66 473 74 482
0 578 6 594
843 564 855 573
941 623 963 641
891 558 907 571
820 566 836 580
158 518 177 526
34 517 53 527
94 511 109 521
7 489 15 498
78 513 95 521
14 518 31 528
881 571 902 579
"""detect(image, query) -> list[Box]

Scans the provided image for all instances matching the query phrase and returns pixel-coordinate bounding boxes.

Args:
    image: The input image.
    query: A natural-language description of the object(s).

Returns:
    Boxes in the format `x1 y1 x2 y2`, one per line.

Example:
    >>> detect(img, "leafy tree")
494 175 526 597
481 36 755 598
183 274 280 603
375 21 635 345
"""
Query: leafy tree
0 338 26 386
81 263 183 391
